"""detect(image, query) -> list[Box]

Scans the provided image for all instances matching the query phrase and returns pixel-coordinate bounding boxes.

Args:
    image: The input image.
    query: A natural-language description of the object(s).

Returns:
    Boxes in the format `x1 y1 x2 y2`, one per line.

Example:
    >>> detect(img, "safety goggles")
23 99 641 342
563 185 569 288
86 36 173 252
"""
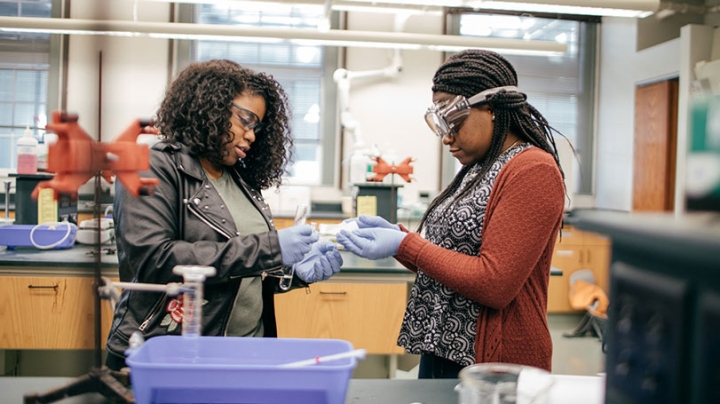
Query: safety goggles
424 85 518 138
231 103 264 134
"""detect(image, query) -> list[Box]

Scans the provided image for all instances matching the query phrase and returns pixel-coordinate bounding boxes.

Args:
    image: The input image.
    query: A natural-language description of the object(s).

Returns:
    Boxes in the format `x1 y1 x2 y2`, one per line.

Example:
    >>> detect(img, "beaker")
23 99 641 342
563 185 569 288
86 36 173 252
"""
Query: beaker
455 363 553 404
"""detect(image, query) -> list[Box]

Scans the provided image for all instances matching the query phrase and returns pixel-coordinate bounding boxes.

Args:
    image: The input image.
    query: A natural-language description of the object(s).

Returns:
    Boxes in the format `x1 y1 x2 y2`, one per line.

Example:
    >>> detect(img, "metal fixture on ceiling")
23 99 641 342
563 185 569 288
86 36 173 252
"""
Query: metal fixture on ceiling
141 0 660 17
0 16 568 55
140 0 720 18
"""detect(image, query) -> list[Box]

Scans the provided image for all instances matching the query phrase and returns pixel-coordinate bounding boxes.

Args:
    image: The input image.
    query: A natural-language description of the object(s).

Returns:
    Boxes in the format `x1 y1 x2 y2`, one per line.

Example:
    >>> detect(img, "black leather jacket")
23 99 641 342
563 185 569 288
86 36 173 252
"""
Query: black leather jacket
106 142 292 358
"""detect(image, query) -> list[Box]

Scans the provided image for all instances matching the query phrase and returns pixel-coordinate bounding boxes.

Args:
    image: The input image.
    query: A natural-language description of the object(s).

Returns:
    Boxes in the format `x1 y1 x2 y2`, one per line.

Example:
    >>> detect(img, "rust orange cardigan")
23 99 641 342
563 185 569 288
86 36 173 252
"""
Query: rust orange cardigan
395 147 565 371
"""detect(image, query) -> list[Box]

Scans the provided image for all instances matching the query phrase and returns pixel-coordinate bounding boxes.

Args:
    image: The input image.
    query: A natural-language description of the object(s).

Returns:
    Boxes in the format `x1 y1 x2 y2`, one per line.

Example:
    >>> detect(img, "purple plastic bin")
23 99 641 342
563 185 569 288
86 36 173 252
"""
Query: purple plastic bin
126 336 357 404
0 223 76 249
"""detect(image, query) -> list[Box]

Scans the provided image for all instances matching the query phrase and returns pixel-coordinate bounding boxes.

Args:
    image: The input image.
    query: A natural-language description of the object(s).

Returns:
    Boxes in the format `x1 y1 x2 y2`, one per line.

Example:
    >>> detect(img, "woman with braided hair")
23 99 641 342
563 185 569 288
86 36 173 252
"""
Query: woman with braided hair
337 49 565 378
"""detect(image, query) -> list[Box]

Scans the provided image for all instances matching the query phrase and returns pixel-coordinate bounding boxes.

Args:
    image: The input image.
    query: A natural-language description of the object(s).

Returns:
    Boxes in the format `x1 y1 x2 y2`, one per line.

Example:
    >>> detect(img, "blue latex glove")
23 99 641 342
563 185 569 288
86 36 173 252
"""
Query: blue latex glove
277 225 319 266
342 215 400 230
336 228 407 260
294 241 344 283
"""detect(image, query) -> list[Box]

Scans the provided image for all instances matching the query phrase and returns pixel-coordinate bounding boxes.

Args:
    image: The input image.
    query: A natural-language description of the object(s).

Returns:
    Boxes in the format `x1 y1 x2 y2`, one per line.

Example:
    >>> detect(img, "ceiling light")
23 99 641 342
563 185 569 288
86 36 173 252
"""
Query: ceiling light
0 16 567 55
466 0 659 18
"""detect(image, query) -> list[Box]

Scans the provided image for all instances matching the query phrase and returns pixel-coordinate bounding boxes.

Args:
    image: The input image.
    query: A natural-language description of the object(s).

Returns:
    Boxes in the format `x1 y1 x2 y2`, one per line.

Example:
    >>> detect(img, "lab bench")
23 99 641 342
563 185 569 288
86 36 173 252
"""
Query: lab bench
0 245 416 379
0 246 412 350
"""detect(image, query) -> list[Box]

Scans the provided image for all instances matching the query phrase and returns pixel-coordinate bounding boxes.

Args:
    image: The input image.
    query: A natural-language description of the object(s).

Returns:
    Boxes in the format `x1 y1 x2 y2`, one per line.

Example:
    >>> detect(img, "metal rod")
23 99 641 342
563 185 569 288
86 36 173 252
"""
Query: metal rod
3 180 11 219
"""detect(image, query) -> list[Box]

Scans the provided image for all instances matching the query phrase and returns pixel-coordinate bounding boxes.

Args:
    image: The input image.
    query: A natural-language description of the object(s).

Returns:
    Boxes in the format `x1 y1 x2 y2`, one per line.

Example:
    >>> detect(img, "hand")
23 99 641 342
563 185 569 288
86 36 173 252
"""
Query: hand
342 215 399 231
277 225 319 266
294 241 343 283
336 228 407 260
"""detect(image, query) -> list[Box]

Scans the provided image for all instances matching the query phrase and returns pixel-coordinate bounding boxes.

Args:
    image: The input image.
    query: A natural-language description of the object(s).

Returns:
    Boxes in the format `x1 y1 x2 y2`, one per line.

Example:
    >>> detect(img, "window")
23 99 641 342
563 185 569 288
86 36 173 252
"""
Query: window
445 11 598 195
180 3 339 186
0 0 53 172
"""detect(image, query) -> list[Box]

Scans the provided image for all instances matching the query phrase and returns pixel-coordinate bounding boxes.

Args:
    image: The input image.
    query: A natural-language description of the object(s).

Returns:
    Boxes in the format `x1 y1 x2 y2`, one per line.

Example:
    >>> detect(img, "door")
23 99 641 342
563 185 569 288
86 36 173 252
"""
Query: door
633 79 678 212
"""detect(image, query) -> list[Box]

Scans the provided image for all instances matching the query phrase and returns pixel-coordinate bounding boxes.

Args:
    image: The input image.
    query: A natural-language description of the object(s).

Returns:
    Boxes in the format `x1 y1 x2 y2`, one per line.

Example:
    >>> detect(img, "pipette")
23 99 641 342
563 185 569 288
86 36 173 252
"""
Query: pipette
278 349 367 368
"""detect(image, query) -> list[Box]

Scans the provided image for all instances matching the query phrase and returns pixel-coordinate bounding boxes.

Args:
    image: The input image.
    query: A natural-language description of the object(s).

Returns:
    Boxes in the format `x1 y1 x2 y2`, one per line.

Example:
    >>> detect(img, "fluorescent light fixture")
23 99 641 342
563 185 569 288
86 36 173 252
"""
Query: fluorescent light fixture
330 3 443 16
138 0 660 17
0 16 567 55
466 0 660 18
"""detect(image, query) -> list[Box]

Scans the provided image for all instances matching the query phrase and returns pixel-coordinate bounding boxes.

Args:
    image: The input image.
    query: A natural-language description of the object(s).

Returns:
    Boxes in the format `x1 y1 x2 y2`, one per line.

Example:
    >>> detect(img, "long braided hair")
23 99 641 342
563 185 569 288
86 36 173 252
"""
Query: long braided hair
418 49 565 233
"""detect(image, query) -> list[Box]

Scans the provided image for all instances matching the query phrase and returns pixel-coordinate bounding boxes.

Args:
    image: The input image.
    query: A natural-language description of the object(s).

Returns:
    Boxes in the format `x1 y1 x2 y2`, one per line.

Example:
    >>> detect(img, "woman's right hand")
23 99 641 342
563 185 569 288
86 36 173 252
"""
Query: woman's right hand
277 225 319 266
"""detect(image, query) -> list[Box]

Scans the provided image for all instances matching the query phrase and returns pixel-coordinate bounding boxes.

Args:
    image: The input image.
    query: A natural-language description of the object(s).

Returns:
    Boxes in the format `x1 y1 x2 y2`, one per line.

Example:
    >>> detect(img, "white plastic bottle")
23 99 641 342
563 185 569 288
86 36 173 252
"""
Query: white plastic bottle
17 125 38 175
36 132 58 172
349 149 372 185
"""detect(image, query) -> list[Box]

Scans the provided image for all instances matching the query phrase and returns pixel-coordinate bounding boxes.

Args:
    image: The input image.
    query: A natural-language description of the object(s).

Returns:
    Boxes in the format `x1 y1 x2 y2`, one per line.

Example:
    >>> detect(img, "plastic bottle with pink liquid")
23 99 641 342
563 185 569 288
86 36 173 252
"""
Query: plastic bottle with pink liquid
17 125 38 175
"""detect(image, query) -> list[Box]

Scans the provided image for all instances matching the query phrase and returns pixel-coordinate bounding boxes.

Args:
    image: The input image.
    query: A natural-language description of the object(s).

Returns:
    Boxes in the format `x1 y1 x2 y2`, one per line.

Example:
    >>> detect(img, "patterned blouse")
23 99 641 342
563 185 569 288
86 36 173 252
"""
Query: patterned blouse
397 143 532 366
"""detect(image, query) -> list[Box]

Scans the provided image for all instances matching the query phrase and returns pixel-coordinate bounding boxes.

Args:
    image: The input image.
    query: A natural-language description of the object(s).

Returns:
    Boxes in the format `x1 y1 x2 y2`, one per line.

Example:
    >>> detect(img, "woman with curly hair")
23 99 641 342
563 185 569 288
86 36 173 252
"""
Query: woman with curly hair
106 59 342 370
337 49 565 378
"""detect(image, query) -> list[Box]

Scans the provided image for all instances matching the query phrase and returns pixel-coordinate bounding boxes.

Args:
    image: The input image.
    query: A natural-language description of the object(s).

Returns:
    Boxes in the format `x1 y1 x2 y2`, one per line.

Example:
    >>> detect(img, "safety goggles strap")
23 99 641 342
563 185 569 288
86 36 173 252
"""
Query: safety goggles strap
466 85 519 106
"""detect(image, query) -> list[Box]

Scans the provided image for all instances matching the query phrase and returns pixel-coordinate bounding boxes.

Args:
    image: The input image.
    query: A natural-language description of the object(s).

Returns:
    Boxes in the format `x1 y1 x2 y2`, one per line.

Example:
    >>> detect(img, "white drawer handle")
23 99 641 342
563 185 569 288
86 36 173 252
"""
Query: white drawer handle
556 250 574 256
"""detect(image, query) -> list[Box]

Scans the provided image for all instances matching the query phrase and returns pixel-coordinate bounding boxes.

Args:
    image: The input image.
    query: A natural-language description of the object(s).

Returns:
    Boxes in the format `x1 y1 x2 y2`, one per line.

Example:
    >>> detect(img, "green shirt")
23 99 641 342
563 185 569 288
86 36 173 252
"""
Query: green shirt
208 169 268 337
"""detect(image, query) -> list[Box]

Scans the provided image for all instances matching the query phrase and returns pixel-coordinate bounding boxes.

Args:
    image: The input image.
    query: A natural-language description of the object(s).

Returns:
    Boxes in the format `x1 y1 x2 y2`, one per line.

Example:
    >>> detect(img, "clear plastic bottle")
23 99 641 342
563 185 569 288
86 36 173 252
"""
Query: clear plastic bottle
17 125 38 175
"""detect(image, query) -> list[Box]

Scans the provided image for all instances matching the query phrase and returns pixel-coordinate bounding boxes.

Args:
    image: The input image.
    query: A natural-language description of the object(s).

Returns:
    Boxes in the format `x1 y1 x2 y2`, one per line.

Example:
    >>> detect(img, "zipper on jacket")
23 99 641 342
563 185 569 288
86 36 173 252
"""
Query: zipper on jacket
186 199 234 239
138 295 166 332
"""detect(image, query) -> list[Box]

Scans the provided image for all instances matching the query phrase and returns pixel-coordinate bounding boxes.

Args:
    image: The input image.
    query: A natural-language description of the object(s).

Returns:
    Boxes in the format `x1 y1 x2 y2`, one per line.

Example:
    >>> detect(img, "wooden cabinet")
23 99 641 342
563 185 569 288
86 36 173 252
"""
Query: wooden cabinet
0 276 115 349
547 225 611 313
274 282 406 354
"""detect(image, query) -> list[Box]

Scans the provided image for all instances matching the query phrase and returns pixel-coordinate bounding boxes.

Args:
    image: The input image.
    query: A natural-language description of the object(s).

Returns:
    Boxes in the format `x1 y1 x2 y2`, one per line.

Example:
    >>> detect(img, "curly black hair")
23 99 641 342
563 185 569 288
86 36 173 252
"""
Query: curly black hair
156 59 292 190
419 49 566 232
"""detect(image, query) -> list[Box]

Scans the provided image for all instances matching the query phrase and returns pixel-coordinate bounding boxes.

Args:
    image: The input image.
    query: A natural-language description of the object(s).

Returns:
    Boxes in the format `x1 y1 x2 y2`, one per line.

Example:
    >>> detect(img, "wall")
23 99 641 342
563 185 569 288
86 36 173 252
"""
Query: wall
6 5 706 212
594 17 681 211
67 0 170 143
342 13 445 205
45 3 448 206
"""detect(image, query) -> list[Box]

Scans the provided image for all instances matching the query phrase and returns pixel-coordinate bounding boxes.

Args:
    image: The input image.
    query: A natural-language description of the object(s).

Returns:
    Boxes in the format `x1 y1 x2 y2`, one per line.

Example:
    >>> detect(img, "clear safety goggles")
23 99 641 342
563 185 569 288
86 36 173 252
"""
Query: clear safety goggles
231 102 264 134
424 85 518 138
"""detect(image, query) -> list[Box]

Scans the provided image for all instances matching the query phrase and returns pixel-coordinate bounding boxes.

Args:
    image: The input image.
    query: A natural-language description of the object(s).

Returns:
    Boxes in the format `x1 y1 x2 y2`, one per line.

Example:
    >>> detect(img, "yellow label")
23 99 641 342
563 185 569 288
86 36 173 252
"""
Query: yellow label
37 188 58 224
356 195 377 216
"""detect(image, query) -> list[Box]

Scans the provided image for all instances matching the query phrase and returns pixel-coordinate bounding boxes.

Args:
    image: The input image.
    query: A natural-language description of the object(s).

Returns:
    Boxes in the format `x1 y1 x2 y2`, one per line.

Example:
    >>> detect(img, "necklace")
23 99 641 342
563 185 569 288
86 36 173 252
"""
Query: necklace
502 138 522 153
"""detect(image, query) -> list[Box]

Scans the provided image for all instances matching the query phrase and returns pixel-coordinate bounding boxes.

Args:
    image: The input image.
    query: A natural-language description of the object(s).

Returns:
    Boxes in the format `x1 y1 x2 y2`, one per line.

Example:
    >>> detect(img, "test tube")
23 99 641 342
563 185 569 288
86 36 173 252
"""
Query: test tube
278 204 311 291
293 204 309 226
173 265 217 338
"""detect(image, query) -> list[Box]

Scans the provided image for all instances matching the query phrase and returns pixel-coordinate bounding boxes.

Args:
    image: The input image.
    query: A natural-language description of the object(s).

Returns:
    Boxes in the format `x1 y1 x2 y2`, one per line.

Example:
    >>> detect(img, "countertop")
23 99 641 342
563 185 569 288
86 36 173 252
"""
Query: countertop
0 245 411 277
2 375 604 404
0 245 562 277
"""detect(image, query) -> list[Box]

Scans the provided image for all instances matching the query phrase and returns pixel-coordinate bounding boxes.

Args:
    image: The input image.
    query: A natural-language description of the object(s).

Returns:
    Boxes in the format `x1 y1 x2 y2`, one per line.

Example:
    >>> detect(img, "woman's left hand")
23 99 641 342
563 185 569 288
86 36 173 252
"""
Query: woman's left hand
336 228 407 260
294 241 343 283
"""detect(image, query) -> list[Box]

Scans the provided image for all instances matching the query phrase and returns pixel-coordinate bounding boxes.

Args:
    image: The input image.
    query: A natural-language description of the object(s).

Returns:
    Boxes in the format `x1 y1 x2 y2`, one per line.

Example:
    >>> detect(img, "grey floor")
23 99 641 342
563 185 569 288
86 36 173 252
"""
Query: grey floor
548 313 605 376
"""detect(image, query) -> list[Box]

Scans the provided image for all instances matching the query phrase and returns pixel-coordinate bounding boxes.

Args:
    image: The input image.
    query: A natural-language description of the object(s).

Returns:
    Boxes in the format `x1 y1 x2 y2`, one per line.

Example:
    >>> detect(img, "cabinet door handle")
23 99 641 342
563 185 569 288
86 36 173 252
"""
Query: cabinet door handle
580 249 584 265
319 291 347 295
28 284 58 290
